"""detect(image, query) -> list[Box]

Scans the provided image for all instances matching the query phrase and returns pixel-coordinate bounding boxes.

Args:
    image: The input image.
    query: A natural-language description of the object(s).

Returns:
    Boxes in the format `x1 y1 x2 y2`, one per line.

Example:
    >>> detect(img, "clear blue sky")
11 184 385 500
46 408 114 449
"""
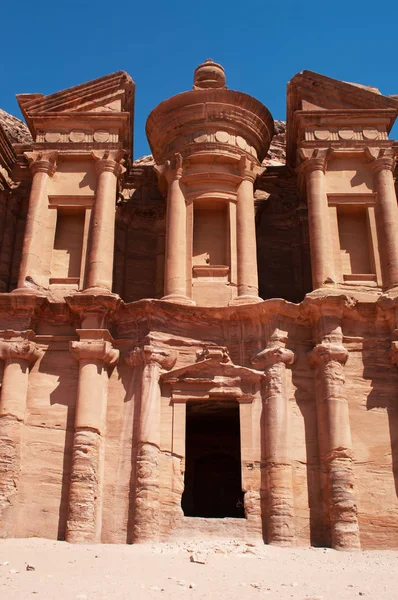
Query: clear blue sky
1 0 397 158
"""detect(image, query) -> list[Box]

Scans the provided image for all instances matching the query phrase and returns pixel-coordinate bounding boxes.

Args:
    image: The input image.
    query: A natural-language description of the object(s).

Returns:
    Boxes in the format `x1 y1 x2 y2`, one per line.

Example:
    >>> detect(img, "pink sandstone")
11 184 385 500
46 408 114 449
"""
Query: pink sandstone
0 62 397 550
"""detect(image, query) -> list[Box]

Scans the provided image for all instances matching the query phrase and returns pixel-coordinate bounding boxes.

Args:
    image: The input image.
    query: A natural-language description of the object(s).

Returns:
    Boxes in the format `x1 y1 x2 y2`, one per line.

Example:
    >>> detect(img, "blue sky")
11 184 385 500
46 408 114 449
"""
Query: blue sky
1 0 397 158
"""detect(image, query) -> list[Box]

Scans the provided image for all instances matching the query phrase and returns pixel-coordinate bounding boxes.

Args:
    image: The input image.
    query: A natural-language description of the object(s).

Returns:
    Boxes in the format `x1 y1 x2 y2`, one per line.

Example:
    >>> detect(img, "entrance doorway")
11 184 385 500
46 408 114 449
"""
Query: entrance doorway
181 400 244 518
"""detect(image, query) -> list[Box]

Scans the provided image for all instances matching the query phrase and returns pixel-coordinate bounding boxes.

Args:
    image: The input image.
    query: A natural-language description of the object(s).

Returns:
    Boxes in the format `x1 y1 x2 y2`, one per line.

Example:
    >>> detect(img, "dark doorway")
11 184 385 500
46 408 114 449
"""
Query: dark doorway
181 400 244 518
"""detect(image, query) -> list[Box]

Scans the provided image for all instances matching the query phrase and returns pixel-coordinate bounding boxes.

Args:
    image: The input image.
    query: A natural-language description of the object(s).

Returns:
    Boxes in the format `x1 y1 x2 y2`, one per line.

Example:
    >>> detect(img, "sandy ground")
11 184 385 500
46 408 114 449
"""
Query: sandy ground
0 538 397 600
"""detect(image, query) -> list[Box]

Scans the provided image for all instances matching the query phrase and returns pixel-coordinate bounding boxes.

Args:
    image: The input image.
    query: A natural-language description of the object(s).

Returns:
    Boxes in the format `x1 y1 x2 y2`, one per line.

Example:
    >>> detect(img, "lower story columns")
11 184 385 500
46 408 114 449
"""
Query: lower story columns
253 332 295 545
0 334 40 535
126 345 176 543
309 331 360 550
67 330 119 543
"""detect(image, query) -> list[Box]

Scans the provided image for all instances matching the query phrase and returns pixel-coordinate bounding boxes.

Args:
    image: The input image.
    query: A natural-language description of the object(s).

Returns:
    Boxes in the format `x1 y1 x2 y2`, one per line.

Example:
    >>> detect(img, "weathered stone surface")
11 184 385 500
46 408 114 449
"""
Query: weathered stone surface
0 63 397 550
0 109 32 145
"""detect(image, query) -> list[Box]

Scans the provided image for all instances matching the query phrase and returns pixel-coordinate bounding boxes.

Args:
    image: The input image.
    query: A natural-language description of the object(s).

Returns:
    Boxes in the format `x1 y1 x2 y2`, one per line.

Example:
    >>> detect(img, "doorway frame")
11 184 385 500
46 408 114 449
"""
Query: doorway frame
160 346 262 526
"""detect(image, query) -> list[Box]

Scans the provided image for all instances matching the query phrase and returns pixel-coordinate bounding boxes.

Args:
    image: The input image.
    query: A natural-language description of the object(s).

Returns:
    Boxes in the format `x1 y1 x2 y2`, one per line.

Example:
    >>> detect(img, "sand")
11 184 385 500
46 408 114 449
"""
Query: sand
0 538 397 600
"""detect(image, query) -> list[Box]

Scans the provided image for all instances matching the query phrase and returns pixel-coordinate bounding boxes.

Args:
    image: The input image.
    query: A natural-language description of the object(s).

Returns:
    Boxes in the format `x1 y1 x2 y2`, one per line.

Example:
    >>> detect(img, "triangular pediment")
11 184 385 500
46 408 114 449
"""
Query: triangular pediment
288 70 398 114
286 70 398 167
17 71 135 118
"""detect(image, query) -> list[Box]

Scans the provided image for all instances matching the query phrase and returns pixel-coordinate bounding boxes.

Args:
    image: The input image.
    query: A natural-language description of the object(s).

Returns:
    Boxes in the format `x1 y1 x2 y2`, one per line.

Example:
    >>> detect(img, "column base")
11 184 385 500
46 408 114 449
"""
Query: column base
229 295 262 306
82 287 118 297
11 286 46 297
161 294 196 306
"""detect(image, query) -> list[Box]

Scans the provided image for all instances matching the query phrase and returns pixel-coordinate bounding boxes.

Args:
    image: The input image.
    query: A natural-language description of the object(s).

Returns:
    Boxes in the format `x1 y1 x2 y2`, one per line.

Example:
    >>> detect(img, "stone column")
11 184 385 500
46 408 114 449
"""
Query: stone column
17 152 57 289
162 153 193 304
309 314 360 550
234 156 261 303
67 331 119 543
0 335 40 533
368 150 398 289
298 150 333 290
86 151 124 292
126 344 177 543
253 331 295 545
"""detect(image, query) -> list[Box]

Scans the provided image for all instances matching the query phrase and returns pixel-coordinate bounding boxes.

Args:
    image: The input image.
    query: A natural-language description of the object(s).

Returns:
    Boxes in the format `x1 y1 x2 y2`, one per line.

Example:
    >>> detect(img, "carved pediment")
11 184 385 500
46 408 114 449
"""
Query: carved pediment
16 71 135 149
17 71 134 117
288 70 398 114
287 70 398 166
161 346 262 401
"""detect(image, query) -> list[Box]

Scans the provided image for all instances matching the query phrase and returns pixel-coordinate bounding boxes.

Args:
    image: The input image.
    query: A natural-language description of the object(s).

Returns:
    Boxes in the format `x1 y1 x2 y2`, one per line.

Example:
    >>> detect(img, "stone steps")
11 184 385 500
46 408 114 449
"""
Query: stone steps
168 517 259 541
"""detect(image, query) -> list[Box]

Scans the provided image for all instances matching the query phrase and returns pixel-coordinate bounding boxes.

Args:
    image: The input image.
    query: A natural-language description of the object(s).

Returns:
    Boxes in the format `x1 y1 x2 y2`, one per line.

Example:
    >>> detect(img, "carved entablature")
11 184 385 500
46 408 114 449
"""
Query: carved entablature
161 350 262 403
295 111 394 153
163 128 259 161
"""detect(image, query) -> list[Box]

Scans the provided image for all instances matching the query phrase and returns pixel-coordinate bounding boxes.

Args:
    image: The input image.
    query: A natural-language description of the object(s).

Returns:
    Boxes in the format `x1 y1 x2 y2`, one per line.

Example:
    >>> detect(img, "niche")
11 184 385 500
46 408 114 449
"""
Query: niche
337 205 376 282
192 202 228 267
50 209 85 285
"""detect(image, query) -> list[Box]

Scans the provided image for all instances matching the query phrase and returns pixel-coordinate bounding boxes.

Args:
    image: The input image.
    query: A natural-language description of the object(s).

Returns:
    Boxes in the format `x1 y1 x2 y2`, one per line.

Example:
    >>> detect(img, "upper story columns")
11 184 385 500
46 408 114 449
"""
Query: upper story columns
288 70 398 297
86 151 125 292
366 149 398 289
297 150 332 291
147 60 274 307
17 152 57 289
235 157 261 303
161 155 193 304
14 71 134 297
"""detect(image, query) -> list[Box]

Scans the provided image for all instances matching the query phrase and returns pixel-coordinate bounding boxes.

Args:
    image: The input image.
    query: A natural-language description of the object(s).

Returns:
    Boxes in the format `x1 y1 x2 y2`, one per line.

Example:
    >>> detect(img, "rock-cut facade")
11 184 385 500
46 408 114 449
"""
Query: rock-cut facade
0 60 398 549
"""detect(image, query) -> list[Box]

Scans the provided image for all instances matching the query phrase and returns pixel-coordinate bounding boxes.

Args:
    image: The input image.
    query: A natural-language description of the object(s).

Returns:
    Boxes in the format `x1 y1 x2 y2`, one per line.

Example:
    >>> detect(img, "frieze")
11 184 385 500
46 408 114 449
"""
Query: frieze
36 130 119 143
164 128 258 158
304 127 386 142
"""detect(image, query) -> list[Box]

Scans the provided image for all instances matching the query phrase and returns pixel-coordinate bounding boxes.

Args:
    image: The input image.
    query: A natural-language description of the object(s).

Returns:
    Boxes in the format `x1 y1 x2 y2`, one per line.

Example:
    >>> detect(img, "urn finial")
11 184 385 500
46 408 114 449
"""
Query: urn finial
193 59 226 90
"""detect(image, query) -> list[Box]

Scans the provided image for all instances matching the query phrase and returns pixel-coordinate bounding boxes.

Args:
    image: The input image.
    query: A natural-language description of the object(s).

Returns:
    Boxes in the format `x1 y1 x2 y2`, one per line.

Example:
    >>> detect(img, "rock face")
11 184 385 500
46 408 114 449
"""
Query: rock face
0 63 398 549
0 109 32 144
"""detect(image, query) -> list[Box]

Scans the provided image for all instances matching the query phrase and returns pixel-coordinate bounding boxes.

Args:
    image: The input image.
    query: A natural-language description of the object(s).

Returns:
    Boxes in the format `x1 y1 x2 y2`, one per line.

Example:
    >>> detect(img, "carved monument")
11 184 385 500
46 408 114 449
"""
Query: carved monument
0 61 397 549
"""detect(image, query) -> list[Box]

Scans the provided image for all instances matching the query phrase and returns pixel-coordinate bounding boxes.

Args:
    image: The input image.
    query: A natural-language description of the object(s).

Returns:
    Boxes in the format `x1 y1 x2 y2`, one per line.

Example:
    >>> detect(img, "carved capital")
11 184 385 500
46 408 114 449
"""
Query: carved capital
238 155 261 182
25 151 58 177
0 340 40 365
309 343 348 367
252 345 294 369
126 345 177 371
70 339 119 366
296 148 331 175
161 153 184 183
92 150 125 176
365 147 396 173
